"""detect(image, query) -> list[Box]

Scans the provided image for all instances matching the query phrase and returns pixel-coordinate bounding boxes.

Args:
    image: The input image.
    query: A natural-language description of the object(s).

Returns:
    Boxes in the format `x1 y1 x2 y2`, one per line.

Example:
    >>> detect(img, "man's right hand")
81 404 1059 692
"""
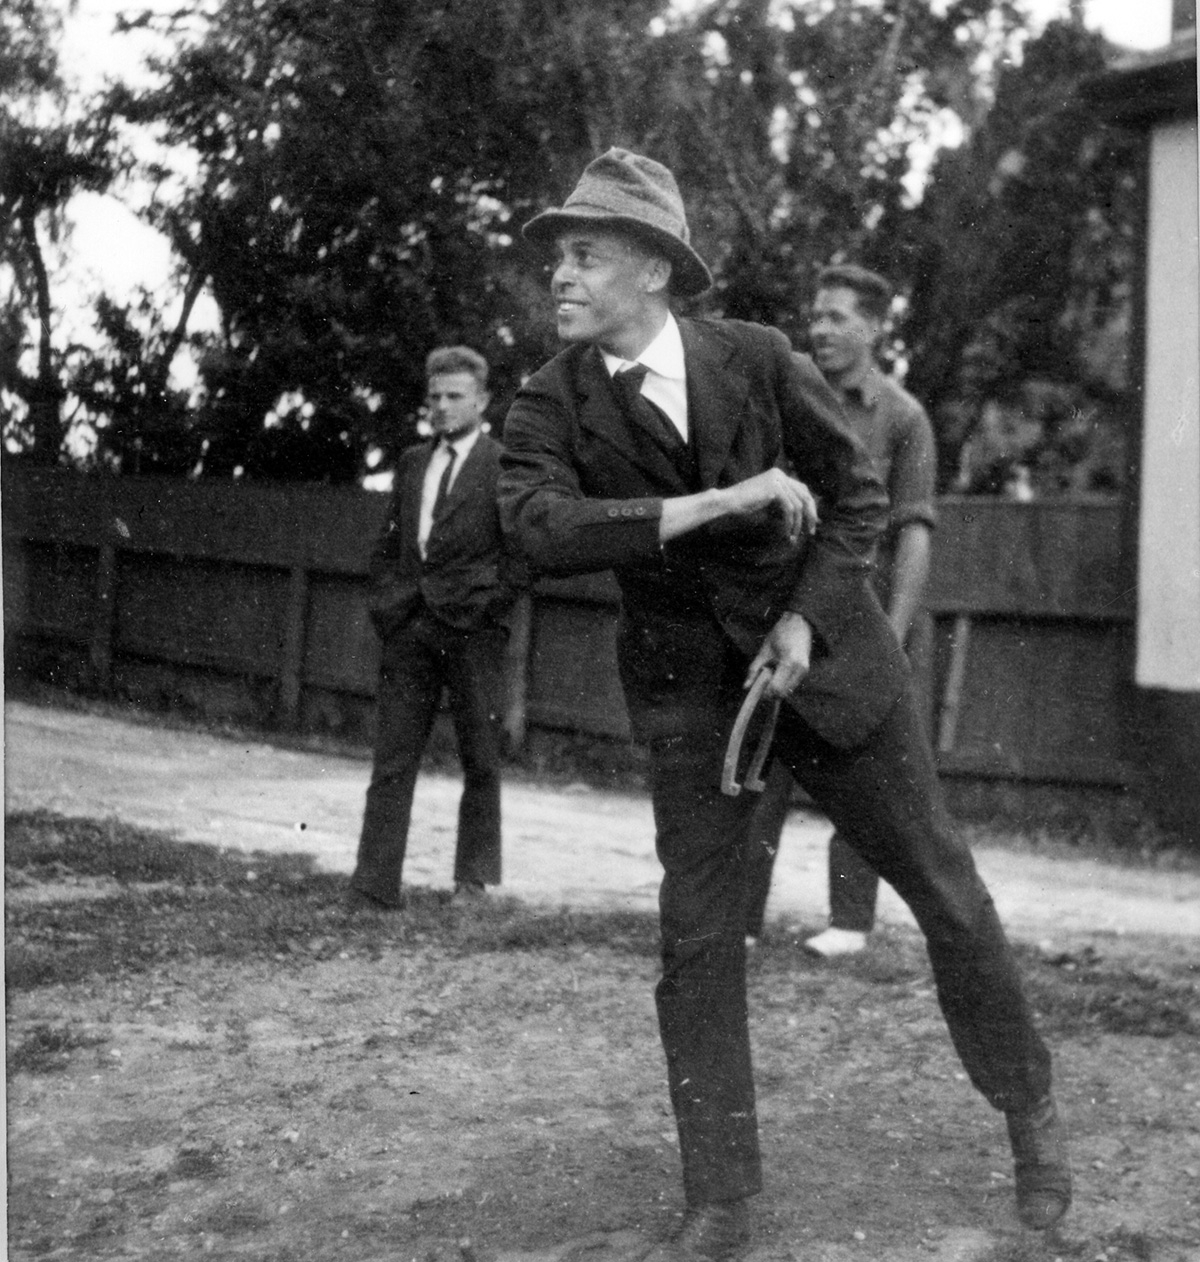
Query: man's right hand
718 468 819 544
659 468 819 544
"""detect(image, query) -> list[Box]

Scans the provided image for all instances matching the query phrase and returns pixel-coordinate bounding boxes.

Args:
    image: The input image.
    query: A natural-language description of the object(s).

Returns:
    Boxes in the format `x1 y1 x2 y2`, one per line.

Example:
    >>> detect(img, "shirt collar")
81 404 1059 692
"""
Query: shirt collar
601 313 685 382
438 426 482 458
837 359 883 408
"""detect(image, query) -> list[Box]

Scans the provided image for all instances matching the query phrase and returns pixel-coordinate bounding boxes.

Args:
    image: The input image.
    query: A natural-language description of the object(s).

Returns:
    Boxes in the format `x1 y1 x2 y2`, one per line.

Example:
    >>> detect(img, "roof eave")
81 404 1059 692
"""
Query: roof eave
1081 31 1198 127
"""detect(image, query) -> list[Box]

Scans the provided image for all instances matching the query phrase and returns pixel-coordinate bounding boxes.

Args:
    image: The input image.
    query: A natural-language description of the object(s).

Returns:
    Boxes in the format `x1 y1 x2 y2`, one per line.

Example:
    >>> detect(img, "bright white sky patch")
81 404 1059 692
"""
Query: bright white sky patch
32 1 220 385
1079 0 1174 48
69 192 173 299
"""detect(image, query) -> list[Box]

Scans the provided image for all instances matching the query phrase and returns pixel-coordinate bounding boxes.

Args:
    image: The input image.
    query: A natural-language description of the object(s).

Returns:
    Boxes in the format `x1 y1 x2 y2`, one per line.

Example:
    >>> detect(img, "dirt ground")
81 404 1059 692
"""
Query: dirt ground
6 861 1200 1262
9 699 1200 941
6 701 1200 1260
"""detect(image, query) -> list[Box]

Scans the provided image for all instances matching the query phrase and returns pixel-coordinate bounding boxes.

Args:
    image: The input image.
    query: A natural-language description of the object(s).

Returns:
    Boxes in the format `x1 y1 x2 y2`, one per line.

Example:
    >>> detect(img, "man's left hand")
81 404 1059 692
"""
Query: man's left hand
747 611 813 697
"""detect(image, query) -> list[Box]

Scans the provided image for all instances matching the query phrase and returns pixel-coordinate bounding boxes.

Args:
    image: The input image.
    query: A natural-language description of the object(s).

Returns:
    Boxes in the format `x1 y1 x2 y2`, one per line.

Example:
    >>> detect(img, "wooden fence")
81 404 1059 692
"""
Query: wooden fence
2 467 1137 791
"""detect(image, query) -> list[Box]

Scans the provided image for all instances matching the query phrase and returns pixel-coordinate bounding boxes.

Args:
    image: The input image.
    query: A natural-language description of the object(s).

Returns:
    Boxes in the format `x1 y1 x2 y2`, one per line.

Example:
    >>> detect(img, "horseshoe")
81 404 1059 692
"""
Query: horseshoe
721 666 782 797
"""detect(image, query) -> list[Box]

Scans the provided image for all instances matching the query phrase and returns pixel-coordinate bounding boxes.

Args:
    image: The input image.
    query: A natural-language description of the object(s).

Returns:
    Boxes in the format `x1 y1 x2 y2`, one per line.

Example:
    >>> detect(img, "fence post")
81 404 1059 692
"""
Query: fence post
278 559 310 728
89 541 118 693
937 614 972 755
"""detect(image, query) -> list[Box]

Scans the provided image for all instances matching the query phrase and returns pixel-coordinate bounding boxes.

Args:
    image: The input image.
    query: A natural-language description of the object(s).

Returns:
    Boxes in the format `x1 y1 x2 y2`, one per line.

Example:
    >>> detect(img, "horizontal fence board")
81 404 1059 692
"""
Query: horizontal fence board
304 494 391 574
302 575 380 694
115 554 291 675
113 635 283 680
931 618 1130 764
2 469 387 573
937 749 1135 787
526 600 630 739
928 497 1134 620
3 475 1133 615
4 540 97 639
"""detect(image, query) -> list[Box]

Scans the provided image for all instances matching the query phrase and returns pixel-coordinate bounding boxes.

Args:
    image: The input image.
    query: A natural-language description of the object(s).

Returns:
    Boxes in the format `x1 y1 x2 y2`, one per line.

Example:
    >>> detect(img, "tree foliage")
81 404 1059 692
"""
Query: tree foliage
98 0 715 477
1 0 117 464
1 0 1143 487
898 19 1142 491
904 20 1141 404
667 0 1025 340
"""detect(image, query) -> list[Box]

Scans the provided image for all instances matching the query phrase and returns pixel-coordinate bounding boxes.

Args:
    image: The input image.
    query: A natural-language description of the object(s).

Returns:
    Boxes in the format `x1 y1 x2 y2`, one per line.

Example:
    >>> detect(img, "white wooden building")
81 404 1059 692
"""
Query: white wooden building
1087 8 1199 841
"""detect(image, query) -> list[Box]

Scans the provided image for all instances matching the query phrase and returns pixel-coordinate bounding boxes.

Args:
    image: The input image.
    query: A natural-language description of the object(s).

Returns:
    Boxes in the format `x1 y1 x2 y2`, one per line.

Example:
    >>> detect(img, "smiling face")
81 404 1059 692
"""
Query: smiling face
809 285 882 383
425 372 488 440
550 228 671 360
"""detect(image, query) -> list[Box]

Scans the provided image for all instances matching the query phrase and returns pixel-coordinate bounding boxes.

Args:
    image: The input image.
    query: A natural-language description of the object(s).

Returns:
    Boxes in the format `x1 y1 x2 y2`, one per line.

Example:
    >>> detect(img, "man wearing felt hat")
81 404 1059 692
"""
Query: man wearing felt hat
499 149 1070 1259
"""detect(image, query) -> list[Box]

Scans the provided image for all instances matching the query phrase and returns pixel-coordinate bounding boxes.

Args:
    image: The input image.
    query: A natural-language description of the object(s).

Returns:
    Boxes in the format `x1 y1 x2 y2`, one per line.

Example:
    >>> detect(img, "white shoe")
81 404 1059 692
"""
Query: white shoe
803 927 868 958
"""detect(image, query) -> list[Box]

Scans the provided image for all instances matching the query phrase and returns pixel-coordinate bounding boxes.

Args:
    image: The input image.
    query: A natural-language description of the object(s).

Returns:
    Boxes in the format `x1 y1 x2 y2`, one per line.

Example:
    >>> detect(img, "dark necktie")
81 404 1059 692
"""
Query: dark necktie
613 364 685 456
432 442 458 516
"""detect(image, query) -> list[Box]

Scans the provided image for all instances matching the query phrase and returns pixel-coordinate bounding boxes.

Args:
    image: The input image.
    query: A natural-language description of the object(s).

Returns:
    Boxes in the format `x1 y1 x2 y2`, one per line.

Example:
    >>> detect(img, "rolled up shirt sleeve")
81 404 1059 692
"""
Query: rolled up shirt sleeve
885 390 938 537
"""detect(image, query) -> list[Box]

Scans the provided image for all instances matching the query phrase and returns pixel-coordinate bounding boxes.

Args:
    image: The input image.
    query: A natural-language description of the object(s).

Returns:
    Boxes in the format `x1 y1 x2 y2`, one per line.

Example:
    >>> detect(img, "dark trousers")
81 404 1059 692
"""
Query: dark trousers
351 609 504 905
744 611 935 936
650 669 1052 1206
742 765 882 936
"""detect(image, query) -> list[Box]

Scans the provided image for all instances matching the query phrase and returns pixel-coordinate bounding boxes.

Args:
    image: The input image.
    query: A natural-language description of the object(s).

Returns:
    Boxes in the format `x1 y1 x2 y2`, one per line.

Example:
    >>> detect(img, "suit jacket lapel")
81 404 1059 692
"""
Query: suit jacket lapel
433 433 490 527
402 445 432 547
680 319 750 489
576 347 691 493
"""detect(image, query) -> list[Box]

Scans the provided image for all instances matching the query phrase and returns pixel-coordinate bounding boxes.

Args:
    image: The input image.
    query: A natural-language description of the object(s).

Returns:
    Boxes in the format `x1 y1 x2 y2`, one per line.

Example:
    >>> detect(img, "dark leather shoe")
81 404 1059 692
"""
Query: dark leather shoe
451 880 487 904
642 1199 752 1262
343 886 402 914
1006 1095 1072 1230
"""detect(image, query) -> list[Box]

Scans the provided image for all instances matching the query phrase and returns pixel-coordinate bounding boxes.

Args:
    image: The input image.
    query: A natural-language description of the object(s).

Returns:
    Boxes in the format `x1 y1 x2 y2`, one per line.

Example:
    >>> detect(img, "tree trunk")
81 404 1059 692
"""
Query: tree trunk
20 210 64 465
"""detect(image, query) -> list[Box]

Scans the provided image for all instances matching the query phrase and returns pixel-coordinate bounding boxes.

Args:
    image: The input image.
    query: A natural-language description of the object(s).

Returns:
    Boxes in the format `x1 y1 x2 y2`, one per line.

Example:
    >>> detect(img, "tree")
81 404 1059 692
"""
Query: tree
669 0 1026 342
1 0 116 464
900 17 1142 488
10 0 1107 482
102 0 703 479
94 0 1030 480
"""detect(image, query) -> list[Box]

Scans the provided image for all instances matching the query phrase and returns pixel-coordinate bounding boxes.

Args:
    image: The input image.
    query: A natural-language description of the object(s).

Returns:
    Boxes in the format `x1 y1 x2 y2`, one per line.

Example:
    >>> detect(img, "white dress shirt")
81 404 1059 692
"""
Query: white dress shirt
602 313 689 442
418 426 481 559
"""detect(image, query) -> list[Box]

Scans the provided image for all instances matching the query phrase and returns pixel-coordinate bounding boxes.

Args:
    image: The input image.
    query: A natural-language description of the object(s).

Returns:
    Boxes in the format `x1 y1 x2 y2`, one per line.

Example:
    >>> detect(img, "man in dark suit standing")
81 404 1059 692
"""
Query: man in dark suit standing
349 345 519 910
499 151 1070 1258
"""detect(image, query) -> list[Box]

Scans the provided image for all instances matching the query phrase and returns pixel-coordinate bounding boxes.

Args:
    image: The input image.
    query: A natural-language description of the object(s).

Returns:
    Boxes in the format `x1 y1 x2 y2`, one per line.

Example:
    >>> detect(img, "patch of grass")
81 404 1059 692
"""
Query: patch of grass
7 812 1196 1050
980 1223 1156 1262
8 1022 109 1074
459 904 660 956
193 1197 274 1235
1015 942 1199 1040
172 1143 227 1180
6 810 278 885
4 811 661 992
753 931 1199 1042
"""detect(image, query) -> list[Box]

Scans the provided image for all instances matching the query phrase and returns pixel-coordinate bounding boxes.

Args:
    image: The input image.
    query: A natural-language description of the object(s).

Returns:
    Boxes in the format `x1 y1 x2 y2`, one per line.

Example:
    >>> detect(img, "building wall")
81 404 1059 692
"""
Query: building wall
1137 113 1200 691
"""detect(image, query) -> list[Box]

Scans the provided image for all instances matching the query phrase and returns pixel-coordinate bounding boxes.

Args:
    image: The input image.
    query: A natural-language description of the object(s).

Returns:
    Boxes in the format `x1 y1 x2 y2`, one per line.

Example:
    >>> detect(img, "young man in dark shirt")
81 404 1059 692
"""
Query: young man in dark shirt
743 265 939 957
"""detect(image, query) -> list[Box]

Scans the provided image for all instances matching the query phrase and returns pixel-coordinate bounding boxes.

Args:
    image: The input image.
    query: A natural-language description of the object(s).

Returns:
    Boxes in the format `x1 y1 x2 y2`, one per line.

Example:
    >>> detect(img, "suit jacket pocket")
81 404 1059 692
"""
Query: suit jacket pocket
615 612 733 741
368 574 418 639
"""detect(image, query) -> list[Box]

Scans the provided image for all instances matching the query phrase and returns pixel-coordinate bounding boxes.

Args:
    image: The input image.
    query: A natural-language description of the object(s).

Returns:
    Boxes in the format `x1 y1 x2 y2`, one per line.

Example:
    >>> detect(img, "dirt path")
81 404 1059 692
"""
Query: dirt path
5 701 1200 944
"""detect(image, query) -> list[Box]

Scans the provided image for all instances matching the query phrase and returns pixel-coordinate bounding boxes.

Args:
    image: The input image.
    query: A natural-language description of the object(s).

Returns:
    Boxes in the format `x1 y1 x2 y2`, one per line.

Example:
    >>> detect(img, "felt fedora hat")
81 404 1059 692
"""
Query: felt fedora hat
523 148 712 297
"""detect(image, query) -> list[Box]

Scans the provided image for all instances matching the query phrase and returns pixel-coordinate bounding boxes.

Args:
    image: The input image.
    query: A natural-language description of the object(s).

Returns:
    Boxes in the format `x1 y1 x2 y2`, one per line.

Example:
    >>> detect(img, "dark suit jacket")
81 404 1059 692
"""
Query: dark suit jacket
369 432 521 637
498 317 908 748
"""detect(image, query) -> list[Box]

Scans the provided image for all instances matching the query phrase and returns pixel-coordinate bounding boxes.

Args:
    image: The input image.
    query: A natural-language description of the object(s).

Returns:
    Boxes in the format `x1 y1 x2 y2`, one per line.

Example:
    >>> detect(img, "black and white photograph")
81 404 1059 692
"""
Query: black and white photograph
3 1 1197 1258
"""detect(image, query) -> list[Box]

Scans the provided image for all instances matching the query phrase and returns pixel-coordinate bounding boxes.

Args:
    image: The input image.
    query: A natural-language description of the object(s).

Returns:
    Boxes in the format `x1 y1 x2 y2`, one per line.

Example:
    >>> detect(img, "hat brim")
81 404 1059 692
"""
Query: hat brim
523 206 712 299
